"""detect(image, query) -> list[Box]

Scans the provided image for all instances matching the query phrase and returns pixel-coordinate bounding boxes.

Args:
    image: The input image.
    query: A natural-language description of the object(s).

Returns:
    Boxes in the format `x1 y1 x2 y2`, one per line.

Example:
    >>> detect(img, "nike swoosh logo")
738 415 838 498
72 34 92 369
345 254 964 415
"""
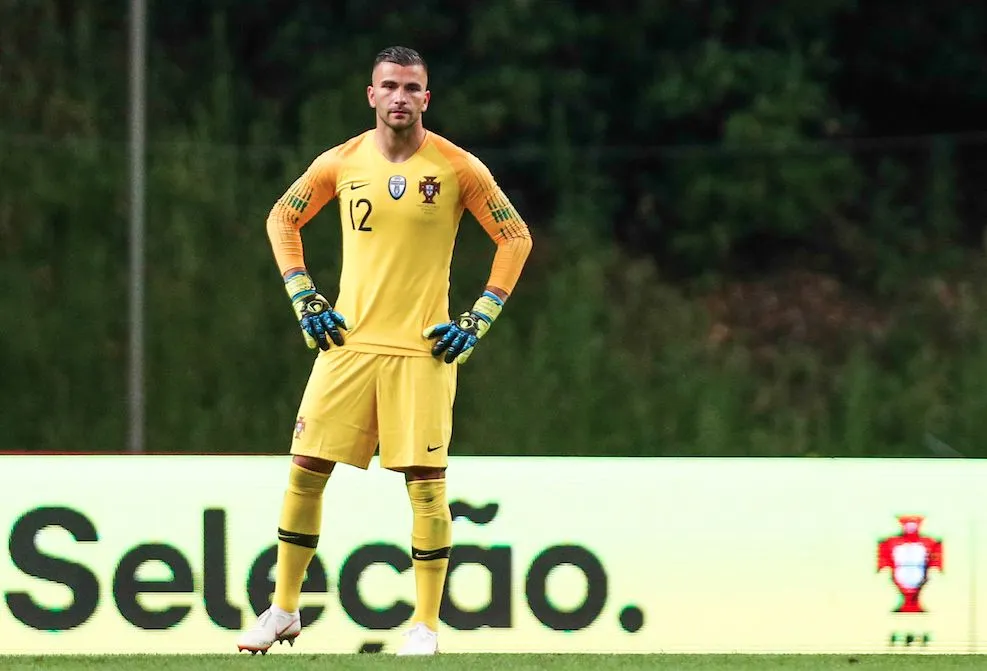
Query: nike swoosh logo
426 444 443 452
351 181 370 190
411 546 451 560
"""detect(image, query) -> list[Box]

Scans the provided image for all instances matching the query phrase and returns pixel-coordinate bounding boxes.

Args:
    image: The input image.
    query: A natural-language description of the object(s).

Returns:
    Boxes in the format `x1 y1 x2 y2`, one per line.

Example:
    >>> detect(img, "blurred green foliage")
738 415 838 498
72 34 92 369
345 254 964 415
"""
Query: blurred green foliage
2 0 987 457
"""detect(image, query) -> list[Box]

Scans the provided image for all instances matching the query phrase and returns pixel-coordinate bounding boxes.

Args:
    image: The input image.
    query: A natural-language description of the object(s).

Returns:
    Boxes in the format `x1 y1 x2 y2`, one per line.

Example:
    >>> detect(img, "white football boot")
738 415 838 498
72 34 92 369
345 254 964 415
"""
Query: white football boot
236 606 301 654
396 622 439 656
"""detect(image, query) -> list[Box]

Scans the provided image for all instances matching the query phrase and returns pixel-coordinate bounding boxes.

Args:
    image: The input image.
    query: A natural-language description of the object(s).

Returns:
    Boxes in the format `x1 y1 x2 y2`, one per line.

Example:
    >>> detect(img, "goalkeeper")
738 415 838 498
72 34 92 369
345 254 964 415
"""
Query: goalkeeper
237 46 532 657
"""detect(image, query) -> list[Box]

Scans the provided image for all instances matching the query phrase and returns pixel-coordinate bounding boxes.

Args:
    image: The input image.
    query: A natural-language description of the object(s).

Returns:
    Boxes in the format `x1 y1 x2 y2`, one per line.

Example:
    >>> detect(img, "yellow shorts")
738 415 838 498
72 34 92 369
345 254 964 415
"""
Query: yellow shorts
289 349 457 469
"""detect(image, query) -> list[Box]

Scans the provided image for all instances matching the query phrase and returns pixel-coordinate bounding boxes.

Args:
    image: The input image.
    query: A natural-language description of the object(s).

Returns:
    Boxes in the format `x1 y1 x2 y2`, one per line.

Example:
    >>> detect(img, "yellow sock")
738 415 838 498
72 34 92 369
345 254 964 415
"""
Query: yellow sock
272 463 329 613
407 478 452 631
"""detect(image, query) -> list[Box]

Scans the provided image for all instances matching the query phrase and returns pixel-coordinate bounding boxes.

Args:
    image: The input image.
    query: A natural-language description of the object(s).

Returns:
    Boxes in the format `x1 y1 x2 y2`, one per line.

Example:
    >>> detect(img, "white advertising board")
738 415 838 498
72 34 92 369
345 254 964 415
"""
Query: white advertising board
0 456 983 654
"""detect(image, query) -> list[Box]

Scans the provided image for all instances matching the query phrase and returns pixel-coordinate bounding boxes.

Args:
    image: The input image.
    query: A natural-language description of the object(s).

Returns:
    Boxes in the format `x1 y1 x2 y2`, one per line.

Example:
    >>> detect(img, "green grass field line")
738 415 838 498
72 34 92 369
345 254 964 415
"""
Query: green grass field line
1 655 985 671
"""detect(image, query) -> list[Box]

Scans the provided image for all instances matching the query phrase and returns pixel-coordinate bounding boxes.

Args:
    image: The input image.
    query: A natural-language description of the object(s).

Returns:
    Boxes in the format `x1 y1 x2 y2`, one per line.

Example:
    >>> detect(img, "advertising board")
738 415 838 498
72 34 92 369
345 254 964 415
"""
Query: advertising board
1 456 983 654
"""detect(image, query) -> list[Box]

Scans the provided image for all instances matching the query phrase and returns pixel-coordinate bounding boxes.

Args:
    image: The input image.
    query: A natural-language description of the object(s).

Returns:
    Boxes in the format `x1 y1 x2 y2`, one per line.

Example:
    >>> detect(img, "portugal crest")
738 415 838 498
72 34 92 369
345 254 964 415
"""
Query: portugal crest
877 515 943 613
419 176 441 204
388 175 407 200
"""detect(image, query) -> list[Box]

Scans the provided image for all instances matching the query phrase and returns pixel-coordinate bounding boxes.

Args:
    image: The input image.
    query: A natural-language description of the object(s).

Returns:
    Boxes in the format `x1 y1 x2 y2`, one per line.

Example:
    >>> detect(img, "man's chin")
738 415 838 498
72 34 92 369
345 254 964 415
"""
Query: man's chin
383 116 415 131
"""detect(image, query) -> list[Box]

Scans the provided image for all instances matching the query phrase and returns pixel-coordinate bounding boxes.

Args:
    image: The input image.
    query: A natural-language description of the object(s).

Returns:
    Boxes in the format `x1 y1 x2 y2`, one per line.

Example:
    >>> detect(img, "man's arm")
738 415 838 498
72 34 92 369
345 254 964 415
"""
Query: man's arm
267 151 349 351
464 154 533 302
266 152 337 275
423 151 532 364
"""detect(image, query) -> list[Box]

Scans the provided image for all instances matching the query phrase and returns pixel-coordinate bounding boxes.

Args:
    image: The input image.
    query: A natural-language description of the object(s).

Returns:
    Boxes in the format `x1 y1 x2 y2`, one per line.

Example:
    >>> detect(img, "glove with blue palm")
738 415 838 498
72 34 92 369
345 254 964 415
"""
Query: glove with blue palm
283 270 349 351
424 290 504 364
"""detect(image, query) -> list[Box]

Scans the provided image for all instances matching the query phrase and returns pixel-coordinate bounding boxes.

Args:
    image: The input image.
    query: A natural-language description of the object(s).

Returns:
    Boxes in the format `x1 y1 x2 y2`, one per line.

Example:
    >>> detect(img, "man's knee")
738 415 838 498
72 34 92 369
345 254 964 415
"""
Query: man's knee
292 454 335 475
396 466 446 482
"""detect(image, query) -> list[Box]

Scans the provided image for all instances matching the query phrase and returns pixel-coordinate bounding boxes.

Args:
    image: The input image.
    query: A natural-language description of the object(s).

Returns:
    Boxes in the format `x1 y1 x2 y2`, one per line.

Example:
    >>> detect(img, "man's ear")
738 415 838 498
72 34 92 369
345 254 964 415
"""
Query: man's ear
367 85 376 108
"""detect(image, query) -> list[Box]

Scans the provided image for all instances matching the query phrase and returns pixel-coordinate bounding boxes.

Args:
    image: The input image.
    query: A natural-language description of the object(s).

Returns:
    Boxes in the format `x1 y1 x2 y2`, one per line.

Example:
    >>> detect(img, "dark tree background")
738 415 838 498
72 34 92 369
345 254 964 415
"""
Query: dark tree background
3 1 987 457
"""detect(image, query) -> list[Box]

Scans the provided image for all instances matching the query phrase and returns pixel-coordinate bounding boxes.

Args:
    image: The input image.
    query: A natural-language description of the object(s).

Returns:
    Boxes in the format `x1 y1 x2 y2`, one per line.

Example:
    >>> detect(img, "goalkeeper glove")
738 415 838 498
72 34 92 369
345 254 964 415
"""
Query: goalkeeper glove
283 270 349 351
423 290 504 364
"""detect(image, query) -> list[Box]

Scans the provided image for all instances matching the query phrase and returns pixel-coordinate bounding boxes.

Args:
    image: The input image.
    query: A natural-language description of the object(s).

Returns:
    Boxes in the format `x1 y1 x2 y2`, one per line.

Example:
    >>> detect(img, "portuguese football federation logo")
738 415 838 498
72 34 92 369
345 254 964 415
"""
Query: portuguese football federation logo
877 515 943 613
419 176 440 204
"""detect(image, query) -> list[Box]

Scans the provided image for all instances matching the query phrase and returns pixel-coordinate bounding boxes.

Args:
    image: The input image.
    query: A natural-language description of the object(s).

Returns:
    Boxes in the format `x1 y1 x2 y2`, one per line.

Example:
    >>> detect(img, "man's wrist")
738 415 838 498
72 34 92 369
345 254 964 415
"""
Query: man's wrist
483 285 508 303
284 269 315 302
472 291 504 324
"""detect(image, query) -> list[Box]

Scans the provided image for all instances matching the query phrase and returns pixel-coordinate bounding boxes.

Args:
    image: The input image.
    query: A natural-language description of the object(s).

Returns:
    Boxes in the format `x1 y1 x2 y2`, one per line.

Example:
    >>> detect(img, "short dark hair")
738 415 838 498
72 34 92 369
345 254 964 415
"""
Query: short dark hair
373 46 427 75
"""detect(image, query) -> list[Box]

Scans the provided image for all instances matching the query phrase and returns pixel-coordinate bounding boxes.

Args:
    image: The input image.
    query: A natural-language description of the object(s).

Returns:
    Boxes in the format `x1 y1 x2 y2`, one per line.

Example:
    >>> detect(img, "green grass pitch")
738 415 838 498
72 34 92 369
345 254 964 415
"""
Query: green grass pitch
1 655 984 671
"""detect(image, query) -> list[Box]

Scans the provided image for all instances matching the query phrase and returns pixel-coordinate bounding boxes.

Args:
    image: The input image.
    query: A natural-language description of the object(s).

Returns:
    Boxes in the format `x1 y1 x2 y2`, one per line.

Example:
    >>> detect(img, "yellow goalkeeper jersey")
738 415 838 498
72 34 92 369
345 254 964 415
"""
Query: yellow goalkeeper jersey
267 130 532 356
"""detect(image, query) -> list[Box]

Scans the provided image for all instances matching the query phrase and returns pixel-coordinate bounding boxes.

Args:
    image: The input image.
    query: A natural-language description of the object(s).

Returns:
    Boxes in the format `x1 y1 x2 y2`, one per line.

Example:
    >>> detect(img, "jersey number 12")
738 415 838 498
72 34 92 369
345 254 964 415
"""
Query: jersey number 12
349 198 373 232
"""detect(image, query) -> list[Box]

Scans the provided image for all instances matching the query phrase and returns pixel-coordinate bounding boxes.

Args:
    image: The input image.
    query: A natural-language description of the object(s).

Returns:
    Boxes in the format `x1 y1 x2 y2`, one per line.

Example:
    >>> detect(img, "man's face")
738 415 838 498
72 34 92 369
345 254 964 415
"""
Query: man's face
367 62 430 131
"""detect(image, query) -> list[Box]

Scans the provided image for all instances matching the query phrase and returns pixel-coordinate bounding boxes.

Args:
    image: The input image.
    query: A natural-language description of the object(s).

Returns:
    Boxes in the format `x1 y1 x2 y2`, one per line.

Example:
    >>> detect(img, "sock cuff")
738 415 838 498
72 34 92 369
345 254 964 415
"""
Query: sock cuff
288 462 330 495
